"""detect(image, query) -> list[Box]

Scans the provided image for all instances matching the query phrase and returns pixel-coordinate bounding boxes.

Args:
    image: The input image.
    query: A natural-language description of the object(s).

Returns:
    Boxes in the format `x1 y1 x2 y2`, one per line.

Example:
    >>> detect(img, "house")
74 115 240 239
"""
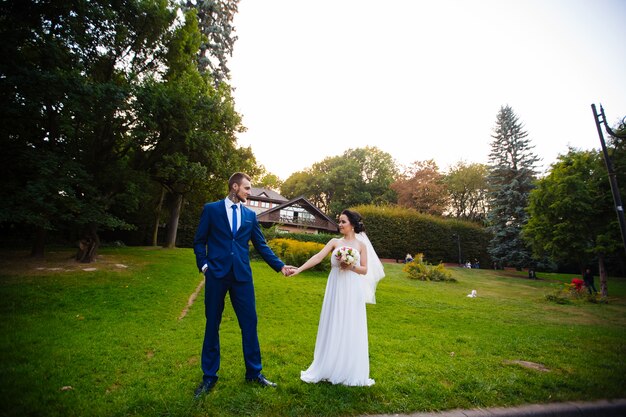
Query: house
245 187 288 215
245 187 338 234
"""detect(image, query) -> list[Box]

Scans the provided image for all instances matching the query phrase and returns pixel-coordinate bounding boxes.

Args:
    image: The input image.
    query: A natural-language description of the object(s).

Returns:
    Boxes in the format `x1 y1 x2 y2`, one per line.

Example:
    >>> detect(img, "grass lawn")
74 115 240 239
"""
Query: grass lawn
1 247 625 417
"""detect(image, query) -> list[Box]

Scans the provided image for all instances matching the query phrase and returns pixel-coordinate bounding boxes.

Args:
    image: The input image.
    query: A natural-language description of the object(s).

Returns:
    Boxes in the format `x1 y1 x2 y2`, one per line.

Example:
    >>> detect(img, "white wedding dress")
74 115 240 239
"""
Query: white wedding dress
300 245 376 386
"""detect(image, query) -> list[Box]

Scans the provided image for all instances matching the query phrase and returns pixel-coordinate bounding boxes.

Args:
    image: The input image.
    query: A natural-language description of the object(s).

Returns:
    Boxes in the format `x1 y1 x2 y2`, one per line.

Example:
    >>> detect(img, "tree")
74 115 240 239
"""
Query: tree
444 161 488 222
486 105 539 269
0 0 173 259
255 167 284 190
524 149 619 296
391 160 448 215
183 0 239 84
281 147 397 217
0 0 252 257
284 155 357 216
344 147 398 205
134 10 254 248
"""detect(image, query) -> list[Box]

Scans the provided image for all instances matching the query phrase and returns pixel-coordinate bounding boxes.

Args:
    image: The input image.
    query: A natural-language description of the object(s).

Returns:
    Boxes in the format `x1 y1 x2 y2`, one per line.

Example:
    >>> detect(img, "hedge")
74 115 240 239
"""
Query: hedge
350 205 492 266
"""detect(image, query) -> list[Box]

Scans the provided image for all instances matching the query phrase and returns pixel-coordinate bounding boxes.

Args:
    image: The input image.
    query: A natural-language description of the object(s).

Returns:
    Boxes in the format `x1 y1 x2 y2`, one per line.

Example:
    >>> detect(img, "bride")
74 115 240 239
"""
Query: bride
291 209 385 386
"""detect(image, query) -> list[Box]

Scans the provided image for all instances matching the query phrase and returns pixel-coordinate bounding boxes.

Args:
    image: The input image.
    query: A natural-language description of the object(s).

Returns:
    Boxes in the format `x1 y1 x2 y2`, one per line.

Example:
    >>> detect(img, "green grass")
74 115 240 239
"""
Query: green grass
1 247 625 417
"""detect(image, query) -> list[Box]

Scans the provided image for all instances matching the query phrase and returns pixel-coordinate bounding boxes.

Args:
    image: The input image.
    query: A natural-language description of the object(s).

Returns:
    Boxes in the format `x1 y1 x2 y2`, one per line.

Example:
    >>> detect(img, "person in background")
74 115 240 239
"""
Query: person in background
582 267 598 294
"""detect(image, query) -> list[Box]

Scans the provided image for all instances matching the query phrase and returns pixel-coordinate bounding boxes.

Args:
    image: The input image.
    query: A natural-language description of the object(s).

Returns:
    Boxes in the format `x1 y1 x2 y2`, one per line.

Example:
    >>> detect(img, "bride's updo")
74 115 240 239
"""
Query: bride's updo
341 209 365 233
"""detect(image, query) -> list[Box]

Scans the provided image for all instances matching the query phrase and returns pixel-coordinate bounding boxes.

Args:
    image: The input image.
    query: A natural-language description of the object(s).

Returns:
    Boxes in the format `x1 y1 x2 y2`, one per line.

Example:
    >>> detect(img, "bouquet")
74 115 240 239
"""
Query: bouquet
335 246 358 268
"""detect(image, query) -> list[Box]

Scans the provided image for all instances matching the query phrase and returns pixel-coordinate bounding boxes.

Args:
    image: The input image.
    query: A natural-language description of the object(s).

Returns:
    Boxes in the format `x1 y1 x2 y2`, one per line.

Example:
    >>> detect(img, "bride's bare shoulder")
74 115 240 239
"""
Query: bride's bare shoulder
327 237 341 247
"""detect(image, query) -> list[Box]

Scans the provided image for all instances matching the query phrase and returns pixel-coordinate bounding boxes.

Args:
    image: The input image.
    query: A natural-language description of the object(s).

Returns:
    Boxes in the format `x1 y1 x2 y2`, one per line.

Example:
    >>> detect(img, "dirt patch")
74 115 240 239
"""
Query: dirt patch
105 383 121 394
0 249 133 276
503 360 551 372
179 278 205 320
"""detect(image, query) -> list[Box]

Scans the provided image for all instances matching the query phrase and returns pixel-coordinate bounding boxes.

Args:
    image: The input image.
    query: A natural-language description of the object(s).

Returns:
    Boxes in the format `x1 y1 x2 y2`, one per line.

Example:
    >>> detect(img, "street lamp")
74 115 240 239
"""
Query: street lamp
452 233 461 266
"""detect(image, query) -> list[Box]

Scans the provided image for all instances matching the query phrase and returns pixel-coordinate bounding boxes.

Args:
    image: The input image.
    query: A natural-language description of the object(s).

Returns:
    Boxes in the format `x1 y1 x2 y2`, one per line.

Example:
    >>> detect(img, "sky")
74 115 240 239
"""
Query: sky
228 0 626 180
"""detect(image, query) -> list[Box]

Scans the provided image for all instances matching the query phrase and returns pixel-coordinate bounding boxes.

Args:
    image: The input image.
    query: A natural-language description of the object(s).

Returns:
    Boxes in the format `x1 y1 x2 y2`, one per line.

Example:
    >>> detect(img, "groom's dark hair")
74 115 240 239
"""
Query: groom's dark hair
228 172 251 190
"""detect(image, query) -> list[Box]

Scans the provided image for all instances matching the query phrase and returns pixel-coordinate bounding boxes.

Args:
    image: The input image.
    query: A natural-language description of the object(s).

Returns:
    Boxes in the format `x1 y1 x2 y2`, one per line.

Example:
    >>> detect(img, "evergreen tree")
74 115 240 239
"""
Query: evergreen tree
486 105 539 269
183 0 240 84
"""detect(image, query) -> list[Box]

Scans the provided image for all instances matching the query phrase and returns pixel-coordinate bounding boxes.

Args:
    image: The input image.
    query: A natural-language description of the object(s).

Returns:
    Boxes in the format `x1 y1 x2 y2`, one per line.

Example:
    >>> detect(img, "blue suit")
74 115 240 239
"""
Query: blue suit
193 199 284 383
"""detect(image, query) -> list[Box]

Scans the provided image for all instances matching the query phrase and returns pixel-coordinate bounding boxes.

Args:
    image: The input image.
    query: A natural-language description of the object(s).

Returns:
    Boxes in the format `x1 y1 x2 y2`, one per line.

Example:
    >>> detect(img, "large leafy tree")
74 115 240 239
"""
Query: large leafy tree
524 149 619 296
255 168 284 191
0 0 253 257
134 10 252 248
344 147 398 205
0 0 174 259
281 147 397 217
282 155 357 216
444 161 488 222
391 160 448 215
486 105 539 269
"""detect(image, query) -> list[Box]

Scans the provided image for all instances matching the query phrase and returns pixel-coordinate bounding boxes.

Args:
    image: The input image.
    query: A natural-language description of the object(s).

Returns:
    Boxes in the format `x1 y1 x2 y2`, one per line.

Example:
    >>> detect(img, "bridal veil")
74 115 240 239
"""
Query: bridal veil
355 232 385 304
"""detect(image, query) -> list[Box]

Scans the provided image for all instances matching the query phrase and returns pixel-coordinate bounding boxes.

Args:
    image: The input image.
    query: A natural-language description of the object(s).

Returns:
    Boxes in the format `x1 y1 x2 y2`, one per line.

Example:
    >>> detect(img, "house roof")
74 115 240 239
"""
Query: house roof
249 187 288 202
256 196 338 232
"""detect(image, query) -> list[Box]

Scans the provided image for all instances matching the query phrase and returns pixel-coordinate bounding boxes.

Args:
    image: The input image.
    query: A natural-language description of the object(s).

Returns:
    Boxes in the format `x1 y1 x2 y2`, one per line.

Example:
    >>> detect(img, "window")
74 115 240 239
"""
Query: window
279 204 315 224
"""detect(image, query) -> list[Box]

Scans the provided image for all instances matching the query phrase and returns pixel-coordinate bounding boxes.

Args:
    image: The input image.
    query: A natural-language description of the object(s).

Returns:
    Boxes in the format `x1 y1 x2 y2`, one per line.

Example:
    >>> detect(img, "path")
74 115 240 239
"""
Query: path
364 399 626 417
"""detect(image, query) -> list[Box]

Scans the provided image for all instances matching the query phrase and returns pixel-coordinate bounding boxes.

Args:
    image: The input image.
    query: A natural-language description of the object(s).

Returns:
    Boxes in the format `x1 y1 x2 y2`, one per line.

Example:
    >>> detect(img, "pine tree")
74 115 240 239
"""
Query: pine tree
486 105 539 269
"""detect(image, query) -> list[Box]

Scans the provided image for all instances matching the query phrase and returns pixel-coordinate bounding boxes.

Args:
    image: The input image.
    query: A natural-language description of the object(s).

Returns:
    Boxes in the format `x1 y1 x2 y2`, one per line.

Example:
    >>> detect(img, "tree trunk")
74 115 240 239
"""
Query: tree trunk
164 193 183 249
30 227 46 258
76 223 100 263
151 187 166 246
598 255 608 297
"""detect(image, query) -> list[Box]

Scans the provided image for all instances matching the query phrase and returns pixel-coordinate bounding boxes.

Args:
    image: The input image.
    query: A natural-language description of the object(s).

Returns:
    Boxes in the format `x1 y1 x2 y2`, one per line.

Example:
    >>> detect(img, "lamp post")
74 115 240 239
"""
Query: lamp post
452 233 461 266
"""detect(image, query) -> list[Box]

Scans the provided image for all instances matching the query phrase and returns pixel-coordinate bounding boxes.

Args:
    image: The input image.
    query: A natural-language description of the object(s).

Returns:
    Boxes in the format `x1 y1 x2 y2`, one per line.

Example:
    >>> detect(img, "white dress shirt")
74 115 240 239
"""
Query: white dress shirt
224 198 241 232
202 198 240 273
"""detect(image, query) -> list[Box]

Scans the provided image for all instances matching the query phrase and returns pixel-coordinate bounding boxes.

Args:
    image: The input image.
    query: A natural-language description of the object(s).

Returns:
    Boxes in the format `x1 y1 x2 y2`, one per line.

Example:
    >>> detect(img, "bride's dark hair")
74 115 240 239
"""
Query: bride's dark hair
341 209 365 233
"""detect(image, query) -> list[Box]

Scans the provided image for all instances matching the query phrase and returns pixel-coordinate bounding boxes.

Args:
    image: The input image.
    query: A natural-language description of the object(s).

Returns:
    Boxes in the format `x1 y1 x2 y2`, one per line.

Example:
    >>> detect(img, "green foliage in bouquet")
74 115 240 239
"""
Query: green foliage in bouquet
403 253 456 282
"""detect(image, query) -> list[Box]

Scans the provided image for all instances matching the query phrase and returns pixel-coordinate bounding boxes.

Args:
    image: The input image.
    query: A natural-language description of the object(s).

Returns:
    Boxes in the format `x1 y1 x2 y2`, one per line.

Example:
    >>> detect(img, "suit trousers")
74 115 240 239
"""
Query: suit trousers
201 269 262 383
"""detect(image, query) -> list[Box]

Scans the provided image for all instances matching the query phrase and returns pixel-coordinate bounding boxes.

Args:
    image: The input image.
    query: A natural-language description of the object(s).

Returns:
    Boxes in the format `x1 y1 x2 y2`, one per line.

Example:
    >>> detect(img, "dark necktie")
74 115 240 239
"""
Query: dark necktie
231 204 238 235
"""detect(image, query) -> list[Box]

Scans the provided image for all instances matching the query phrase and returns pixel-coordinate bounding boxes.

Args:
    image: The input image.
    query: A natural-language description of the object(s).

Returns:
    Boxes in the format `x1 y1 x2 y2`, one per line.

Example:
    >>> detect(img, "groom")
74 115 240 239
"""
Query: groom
193 172 294 397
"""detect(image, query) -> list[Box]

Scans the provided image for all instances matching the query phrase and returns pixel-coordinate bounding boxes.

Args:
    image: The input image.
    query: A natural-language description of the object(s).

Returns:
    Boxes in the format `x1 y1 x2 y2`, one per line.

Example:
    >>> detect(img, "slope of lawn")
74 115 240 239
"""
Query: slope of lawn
1 247 624 417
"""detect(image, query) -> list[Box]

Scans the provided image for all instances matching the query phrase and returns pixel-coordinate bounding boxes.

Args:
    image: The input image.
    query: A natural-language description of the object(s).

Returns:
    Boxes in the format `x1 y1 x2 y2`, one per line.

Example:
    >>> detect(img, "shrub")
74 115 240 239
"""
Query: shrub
544 282 607 304
267 238 331 272
403 253 456 282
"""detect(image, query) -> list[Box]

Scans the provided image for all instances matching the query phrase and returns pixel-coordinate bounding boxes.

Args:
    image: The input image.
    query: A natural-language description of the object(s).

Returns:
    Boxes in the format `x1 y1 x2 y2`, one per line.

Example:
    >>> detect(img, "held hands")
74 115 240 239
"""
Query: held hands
281 265 298 276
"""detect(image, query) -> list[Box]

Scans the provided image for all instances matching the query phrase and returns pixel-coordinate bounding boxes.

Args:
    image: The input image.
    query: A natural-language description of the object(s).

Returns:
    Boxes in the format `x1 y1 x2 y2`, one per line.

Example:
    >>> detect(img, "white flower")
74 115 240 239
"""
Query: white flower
336 246 357 267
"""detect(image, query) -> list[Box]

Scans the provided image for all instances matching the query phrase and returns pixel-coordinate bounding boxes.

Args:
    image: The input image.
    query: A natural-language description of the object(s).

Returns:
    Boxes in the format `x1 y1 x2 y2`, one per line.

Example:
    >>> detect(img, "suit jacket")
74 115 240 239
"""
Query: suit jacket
193 199 284 281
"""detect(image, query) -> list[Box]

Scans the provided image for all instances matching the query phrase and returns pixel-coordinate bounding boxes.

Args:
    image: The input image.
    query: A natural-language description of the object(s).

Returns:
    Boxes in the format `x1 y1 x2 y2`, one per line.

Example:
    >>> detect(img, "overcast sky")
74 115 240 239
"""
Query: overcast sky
228 0 626 180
